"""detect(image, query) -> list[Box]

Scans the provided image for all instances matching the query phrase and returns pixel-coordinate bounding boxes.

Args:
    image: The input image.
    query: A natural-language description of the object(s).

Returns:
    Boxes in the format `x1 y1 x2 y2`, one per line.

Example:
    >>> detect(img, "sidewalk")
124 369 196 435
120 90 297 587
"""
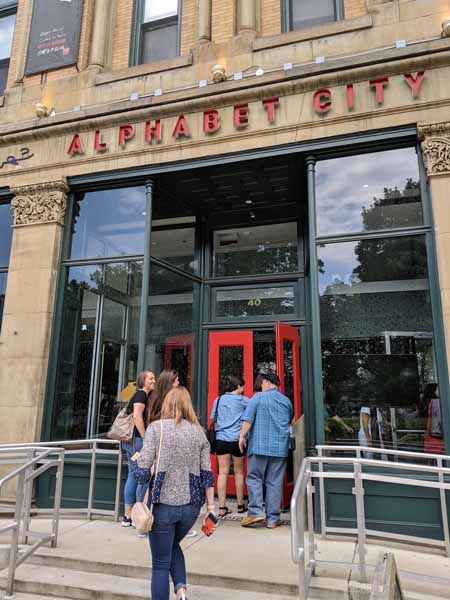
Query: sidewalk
2 515 450 598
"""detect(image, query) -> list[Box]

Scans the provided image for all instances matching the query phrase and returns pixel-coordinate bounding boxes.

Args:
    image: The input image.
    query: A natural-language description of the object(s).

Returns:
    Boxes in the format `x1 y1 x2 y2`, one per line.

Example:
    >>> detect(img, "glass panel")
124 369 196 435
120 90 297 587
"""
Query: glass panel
144 264 196 391
219 346 244 393
0 12 15 60
51 261 143 440
316 148 423 236
141 21 177 63
216 286 295 318
151 226 196 273
291 0 336 30
283 339 295 404
0 271 6 333
96 341 122 436
0 202 12 266
319 236 441 454
213 222 298 277
144 0 178 21
254 331 276 377
70 187 146 259
0 58 9 96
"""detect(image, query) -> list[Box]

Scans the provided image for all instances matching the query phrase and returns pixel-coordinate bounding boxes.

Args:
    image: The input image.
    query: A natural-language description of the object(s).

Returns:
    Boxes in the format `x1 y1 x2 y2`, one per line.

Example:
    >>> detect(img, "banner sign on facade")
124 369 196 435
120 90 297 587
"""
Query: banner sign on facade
25 0 84 76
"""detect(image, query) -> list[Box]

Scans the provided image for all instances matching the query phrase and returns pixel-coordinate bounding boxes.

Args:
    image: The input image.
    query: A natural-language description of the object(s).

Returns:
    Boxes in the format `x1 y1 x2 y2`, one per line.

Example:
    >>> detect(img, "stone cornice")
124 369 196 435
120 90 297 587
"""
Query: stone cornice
419 122 450 177
10 180 69 226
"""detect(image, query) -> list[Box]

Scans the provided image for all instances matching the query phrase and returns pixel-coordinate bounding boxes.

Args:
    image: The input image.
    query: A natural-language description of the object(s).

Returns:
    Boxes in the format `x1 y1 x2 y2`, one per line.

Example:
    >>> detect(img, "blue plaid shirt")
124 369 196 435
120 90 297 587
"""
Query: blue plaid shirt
242 387 293 457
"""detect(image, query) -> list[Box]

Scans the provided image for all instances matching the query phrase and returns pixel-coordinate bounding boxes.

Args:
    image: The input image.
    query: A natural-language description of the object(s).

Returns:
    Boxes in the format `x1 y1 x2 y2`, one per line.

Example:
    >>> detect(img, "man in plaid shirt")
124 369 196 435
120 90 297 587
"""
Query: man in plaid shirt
239 371 293 529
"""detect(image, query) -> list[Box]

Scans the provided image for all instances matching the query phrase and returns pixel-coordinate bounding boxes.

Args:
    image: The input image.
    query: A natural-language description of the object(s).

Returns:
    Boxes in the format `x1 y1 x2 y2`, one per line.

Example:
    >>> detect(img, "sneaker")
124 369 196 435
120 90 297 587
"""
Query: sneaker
185 530 197 538
240 515 265 527
121 515 132 527
138 532 147 538
266 520 282 529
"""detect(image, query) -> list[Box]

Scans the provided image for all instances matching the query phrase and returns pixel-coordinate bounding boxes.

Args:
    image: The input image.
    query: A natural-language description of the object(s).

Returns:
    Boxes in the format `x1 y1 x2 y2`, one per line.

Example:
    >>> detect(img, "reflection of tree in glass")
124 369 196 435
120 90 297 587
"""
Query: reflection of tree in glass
361 178 421 231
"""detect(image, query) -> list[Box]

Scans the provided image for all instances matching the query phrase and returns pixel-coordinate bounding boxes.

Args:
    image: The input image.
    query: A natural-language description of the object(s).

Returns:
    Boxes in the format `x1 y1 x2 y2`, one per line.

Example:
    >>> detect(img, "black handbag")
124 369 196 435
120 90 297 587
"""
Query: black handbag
207 395 222 453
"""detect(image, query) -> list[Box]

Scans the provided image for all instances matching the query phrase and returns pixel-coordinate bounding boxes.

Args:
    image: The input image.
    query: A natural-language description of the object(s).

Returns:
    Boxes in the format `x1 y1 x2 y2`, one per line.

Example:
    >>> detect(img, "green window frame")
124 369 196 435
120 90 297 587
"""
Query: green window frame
130 0 182 66
0 1 17 96
0 195 13 334
282 0 344 32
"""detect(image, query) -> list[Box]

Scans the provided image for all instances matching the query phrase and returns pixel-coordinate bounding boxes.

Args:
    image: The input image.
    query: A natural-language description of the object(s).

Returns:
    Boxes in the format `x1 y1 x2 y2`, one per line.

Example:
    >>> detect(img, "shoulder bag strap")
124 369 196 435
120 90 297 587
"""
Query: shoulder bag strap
213 395 223 424
146 420 164 510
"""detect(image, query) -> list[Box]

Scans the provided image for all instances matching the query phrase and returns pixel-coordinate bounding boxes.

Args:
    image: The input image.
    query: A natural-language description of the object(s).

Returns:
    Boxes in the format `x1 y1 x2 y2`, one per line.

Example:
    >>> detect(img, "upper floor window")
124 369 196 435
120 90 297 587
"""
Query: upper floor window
0 2 17 96
133 0 179 65
285 0 343 31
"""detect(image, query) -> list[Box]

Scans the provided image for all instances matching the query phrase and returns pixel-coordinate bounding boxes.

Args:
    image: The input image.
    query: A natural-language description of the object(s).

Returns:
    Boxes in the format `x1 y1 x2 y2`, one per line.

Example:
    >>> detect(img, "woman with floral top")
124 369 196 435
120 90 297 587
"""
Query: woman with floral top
135 386 215 600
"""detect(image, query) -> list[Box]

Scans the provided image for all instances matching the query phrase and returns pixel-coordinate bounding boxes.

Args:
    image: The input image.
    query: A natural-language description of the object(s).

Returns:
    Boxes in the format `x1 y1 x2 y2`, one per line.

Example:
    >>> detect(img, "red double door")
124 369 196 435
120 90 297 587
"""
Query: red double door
207 322 302 506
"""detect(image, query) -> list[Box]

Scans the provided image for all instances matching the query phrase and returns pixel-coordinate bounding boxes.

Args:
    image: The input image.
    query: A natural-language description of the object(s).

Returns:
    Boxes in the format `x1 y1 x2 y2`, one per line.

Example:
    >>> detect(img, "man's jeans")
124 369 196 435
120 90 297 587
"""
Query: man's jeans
247 454 287 525
122 437 144 505
148 503 200 600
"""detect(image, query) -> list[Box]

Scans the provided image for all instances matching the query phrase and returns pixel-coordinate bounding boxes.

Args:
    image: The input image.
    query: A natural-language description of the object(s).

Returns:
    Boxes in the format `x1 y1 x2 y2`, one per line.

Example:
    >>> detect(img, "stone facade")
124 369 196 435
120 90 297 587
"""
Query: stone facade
0 0 450 446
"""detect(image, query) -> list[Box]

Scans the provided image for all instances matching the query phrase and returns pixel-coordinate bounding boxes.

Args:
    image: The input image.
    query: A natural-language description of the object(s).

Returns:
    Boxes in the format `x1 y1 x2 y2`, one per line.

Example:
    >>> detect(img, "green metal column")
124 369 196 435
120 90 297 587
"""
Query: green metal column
306 156 325 446
137 179 154 373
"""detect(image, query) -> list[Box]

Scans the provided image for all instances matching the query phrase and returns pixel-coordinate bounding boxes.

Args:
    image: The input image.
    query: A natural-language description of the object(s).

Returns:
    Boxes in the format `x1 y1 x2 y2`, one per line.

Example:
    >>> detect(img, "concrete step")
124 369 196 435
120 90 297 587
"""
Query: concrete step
0 563 295 600
27 552 298 597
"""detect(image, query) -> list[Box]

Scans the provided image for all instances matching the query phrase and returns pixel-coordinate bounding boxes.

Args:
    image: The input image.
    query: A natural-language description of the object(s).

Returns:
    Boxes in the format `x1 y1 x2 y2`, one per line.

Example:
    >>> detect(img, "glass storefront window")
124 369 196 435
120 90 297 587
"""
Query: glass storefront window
0 201 12 267
70 186 146 259
144 264 196 391
51 261 143 440
215 285 295 319
151 225 196 273
318 235 440 453
316 148 423 236
213 222 298 277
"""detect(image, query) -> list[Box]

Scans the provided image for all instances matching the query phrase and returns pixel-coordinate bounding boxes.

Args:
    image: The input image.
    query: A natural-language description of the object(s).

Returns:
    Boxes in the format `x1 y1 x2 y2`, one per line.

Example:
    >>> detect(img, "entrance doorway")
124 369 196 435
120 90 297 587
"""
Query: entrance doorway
207 322 302 505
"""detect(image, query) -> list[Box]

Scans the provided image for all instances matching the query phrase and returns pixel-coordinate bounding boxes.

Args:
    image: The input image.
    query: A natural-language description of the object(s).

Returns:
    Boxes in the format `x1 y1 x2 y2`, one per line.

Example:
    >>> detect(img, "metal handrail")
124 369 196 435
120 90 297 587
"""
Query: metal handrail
0 446 64 599
290 445 450 600
0 438 123 522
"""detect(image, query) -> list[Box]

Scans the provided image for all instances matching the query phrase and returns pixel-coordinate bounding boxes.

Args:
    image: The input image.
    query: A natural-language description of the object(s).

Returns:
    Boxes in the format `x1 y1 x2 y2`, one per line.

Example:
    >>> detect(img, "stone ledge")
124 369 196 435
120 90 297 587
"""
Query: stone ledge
96 53 193 86
253 14 374 52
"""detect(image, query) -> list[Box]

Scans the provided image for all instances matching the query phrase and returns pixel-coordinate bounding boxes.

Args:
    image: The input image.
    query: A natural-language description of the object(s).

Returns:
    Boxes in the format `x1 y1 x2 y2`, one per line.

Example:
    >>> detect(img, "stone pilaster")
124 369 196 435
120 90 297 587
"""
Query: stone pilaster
237 0 257 36
89 0 115 69
0 179 69 449
419 122 450 372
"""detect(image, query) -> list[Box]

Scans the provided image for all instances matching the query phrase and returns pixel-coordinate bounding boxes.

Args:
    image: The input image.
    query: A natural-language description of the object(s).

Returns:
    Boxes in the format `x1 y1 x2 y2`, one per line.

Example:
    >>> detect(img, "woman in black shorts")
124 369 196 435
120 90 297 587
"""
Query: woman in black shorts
209 375 250 517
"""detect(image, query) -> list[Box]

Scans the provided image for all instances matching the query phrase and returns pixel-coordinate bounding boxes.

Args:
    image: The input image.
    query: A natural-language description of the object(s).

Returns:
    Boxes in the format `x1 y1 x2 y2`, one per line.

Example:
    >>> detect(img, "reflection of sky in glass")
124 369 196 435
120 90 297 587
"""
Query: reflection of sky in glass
0 13 15 60
0 202 12 266
318 242 357 295
68 264 102 291
144 0 178 21
71 187 146 259
316 148 421 236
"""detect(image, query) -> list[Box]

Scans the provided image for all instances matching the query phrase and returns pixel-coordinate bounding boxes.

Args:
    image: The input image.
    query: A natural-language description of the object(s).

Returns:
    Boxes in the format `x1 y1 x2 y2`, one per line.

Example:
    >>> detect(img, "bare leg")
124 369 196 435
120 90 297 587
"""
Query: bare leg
124 504 133 518
217 453 231 509
233 456 245 506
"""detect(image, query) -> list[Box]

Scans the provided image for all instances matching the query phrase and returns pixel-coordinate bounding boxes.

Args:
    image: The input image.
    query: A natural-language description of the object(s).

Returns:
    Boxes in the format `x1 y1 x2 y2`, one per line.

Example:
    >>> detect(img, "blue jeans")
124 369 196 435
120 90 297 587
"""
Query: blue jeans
122 437 145 505
149 503 200 600
247 454 287 525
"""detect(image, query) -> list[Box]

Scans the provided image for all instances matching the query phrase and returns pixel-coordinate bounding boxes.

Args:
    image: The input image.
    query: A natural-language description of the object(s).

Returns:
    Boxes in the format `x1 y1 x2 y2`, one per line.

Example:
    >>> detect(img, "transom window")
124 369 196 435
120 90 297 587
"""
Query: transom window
0 2 17 96
285 0 343 31
134 0 179 65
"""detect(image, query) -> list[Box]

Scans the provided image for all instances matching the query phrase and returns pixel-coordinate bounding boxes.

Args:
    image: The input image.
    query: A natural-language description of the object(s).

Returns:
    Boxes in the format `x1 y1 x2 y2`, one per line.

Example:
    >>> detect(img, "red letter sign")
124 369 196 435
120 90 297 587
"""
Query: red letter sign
203 110 220 133
262 97 279 123
370 77 389 105
145 120 161 143
67 134 85 156
404 71 425 98
313 89 332 113
118 124 135 147
94 130 107 151
233 104 249 128
346 84 355 110
172 115 191 139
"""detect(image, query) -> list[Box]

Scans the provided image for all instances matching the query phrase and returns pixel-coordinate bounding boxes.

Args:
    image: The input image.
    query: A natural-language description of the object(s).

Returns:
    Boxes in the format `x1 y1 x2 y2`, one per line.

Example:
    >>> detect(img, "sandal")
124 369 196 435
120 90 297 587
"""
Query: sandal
237 504 247 513
218 506 232 518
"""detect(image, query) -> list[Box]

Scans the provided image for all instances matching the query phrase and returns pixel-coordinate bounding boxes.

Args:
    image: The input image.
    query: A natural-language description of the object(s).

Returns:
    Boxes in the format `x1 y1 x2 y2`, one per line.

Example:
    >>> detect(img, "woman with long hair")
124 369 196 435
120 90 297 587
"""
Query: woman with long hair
136 387 215 600
147 369 180 424
210 375 249 517
121 369 156 527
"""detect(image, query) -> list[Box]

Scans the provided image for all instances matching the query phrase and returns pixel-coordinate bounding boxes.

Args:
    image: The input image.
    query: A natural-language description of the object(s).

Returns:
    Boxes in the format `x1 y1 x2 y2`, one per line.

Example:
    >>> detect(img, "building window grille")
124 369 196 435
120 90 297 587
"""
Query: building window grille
133 0 180 65
0 3 17 96
284 0 343 31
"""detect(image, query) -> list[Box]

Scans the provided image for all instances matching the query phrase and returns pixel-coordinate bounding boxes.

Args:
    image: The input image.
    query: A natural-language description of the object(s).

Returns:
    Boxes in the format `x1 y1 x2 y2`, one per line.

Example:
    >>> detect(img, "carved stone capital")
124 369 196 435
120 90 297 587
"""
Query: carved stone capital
418 122 450 177
10 179 69 226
